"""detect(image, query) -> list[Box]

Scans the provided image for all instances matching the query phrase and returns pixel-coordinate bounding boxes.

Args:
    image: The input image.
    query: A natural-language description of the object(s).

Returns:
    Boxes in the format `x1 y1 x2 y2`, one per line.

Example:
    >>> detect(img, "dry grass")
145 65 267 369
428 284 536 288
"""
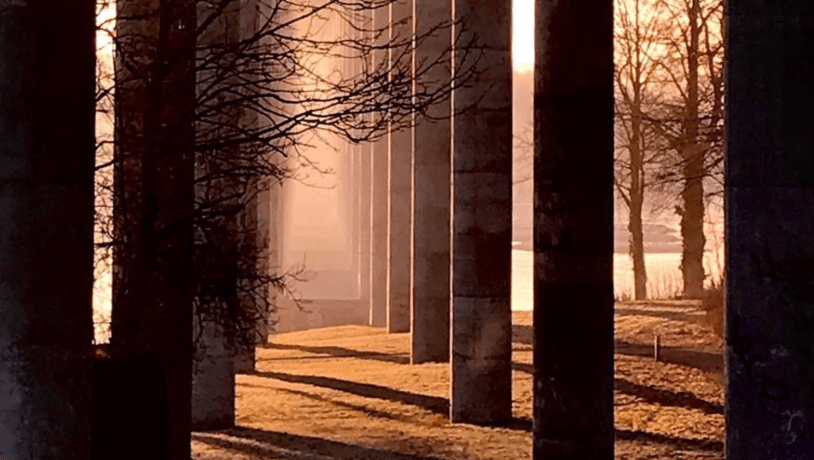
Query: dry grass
193 302 724 460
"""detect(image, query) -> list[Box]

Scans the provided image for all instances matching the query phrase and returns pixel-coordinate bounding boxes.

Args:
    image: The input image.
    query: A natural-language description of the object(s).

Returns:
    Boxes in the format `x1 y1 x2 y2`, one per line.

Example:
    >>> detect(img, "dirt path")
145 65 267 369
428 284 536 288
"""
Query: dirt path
193 301 724 459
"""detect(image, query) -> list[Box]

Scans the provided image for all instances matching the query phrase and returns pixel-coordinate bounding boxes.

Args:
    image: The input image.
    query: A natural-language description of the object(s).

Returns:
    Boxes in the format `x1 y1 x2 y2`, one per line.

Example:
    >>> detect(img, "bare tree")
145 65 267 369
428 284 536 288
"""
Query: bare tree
645 0 725 298
613 0 671 300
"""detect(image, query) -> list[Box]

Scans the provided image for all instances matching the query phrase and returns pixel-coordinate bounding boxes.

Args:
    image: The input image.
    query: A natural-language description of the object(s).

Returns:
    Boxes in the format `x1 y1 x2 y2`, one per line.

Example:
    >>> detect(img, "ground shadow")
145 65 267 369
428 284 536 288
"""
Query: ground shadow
613 377 722 415
512 324 533 345
615 340 722 373
256 371 533 432
616 428 723 452
193 426 449 460
510 363 721 415
615 307 699 323
262 343 410 365
255 371 449 415
240 382 410 423
514 325 722 373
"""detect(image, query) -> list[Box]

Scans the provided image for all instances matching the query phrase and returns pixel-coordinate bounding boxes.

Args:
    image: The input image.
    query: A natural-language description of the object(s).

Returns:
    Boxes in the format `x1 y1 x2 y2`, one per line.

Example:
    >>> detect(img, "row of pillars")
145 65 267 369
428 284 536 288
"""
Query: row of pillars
2 0 814 459
365 0 519 423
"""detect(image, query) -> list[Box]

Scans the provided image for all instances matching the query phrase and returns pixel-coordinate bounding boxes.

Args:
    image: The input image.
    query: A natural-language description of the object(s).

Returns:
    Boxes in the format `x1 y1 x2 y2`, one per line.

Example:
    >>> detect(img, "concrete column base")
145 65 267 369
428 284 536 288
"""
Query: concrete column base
192 317 236 431
234 347 256 374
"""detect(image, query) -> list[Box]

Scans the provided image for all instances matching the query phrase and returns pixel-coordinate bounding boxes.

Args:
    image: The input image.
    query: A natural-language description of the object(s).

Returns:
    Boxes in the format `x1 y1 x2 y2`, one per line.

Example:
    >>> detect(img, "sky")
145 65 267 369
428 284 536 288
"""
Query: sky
513 0 535 73
98 1 536 72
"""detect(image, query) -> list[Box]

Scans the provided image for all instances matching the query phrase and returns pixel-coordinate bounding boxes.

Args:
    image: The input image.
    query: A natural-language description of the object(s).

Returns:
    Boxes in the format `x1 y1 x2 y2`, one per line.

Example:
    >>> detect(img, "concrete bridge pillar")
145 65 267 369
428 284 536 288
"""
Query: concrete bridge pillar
370 4 390 328
0 2 95 457
387 0 414 334
411 0 452 364
532 0 615 457
112 1 197 457
356 16 372 326
725 3 814 458
450 0 513 424
191 313 235 430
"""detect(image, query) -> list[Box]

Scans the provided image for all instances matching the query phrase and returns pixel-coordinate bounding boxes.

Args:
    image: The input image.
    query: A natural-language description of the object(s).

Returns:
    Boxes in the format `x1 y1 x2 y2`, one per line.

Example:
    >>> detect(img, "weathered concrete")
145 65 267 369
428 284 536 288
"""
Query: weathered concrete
191 313 235 430
387 0 413 334
112 1 197 458
192 0 240 422
358 19 372 318
450 0 512 424
360 139 372 312
725 4 814 458
411 1 452 364
369 3 390 328
233 0 275 373
0 2 95 458
533 0 615 457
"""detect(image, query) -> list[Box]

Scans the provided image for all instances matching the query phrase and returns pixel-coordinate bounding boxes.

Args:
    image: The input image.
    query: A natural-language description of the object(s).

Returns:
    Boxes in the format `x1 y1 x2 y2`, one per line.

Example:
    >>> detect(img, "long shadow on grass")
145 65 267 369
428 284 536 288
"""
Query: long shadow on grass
193 427 449 460
512 324 533 345
511 362 722 415
262 343 410 365
514 327 721 373
615 340 722 373
256 371 533 431
613 378 722 415
616 429 723 452
256 371 449 415
615 307 699 323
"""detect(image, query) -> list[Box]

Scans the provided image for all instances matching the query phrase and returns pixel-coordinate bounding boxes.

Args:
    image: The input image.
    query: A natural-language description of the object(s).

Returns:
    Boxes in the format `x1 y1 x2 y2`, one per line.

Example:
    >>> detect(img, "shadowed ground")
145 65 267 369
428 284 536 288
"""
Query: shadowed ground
193 303 724 460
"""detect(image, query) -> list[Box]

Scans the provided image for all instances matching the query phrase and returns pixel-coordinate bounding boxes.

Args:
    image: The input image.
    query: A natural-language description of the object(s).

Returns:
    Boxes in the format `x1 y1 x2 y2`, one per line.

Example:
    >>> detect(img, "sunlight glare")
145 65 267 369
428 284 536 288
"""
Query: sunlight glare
513 0 534 73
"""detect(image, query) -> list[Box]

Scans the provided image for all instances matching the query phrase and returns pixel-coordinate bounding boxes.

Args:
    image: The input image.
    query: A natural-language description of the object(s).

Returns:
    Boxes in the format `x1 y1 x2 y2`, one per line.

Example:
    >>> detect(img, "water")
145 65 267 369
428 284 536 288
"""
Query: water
511 249 724 312
94 248 724 341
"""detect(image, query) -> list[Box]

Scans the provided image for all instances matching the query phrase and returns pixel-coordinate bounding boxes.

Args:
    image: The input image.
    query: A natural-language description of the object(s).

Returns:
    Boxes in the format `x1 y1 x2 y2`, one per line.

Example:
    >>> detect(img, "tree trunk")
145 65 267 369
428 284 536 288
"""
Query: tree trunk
680 0 706 299
629 198 647 300
629 67 647 301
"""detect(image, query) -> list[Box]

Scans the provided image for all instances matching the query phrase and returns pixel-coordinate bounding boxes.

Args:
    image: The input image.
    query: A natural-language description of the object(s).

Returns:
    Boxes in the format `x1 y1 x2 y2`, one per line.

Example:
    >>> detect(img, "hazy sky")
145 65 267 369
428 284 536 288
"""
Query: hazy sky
513 0 534 72
98 2 536 71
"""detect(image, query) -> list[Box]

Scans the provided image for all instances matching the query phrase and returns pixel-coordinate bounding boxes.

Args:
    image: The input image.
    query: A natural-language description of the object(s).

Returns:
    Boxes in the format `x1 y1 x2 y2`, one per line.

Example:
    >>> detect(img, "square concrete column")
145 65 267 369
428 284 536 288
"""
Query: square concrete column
533 0 615 458
0 1 95 457
191 312 236 430
369 3 390 327
233 0 275 374
360 143 372 310
112 1 197 458
450 0 513 424
357 19 372 320
411 1 452 364
725 3 814 458
387 0 413 334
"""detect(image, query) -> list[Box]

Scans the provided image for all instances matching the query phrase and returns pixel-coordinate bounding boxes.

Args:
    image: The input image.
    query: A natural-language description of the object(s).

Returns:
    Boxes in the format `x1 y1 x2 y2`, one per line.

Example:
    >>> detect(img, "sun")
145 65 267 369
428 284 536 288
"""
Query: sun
513 0 535 73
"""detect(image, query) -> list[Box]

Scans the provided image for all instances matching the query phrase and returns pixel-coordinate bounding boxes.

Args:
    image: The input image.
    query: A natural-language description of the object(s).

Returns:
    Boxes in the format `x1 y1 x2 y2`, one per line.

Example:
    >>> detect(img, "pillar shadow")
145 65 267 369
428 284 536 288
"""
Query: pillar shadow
613 377 722 415
255 371 449 415
256 371 533 431
615 429 723 452
193 427 449 460
240 382 409 423
510 363 721 415
615 340 723 373
262 343 410 365
512 324 533 345
513 325 722 373
615 307 699 323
